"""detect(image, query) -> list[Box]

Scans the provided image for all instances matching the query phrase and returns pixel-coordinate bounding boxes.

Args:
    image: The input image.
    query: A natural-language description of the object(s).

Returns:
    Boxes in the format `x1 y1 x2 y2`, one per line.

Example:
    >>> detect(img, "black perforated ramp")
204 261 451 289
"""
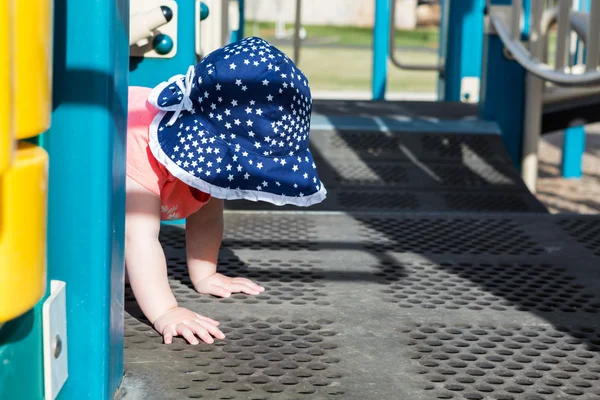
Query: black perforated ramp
312 99 477 120
119 213 600 400
225 130 546 213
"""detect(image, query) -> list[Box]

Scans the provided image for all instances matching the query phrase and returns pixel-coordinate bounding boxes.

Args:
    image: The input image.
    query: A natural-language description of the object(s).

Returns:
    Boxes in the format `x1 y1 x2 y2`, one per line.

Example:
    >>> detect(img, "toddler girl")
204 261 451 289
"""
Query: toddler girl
126 37 326 345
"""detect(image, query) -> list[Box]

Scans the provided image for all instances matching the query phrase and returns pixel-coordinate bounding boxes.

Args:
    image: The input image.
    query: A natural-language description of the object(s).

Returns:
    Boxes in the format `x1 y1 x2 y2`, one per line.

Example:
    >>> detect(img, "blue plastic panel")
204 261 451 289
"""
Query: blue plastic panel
0 308 44 399
48 0 129 398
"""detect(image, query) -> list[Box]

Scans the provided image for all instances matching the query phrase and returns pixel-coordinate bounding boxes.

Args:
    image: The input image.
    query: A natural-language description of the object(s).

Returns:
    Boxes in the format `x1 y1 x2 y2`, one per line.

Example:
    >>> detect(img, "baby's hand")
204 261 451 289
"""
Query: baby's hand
153 307 225 345
194 273 265 298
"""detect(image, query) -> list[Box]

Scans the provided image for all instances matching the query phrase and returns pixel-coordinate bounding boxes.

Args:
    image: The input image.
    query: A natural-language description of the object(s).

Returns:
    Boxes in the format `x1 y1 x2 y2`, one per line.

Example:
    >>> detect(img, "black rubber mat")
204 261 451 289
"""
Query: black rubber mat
225 130 546 213
119 213 600 400
312 99 478 120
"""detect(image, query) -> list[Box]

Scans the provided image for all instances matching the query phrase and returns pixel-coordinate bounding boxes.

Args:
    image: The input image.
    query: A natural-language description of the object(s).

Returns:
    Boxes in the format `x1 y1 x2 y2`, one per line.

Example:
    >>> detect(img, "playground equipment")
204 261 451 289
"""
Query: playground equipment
130 0 241 88
3 0 600 399
377 0 600 188
487 0 600 189
0 0 52 399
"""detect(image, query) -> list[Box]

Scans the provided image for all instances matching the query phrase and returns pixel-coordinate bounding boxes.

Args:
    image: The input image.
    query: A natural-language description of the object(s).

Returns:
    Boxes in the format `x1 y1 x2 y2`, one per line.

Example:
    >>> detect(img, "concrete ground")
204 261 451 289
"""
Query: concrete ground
537 125 600 214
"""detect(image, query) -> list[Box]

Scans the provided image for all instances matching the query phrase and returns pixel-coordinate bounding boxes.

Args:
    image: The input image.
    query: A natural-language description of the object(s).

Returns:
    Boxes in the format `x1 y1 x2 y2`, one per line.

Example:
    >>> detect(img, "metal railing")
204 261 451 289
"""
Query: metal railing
293 0 302 64
488 0 600 86
388 0 444 73
487 0 600 191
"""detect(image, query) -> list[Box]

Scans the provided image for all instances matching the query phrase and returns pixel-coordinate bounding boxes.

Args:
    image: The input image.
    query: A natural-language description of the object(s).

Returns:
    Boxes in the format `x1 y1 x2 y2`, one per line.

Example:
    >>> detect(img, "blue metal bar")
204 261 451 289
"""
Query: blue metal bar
48 0 129 398
479 0 529 168
562 125 586 178
573 1 590 64
561 0 589 178
231 0 245 42
442 0 486 102
521 0 531 39
580 0 591 12
372 0 390 100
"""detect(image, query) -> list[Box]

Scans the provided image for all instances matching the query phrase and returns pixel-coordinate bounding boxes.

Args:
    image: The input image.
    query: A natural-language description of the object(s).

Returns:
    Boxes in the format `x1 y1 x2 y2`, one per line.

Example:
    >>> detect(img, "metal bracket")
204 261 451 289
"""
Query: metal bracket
485 5 525 60
43 281 68 400
485 5 513 35
130 0 178 59
460 77 480 103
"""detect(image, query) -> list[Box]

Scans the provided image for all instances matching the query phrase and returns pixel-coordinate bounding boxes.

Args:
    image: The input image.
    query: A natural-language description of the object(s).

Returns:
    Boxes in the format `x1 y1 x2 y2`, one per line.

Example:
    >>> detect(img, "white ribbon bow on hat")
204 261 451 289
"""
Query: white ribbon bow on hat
166 65 195 127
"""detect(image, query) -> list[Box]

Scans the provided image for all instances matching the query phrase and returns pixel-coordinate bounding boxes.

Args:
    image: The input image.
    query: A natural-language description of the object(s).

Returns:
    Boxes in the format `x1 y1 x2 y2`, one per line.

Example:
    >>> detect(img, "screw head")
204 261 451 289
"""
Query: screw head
503 47 514 60
53 335 62 358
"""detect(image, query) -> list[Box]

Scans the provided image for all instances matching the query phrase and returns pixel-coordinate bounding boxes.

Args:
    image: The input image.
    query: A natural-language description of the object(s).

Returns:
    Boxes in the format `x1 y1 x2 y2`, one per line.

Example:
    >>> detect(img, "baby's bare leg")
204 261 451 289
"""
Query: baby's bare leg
125 177 224 344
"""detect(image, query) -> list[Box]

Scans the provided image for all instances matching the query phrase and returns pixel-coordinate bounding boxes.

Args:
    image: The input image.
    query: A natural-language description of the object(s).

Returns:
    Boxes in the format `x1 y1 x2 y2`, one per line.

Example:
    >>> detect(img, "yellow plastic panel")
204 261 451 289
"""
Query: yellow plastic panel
0 142 48 322
0 0 14 174
15 0 52 139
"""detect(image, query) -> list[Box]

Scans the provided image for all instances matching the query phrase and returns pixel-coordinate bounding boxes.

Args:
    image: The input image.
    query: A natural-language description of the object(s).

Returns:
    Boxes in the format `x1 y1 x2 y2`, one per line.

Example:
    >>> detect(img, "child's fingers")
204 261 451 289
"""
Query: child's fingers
208 284 232 298
232 277 265 292
184 320 215 344
225 282 261 295
194 313 220 326
195 319 226 340
177 323 200 345
163 326 176 344
164 333 173 344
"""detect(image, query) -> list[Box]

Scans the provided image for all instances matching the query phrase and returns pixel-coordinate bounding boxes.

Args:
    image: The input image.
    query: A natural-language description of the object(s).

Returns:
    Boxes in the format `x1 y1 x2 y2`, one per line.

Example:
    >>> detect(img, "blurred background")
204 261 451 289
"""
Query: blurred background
240 0 600 213
244 0 441 100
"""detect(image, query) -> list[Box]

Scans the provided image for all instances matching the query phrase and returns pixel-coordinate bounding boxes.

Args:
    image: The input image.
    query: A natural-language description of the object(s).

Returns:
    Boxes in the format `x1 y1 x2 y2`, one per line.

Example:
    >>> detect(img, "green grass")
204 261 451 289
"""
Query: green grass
245 21 440 48
278 45 438 93
242 22 440 93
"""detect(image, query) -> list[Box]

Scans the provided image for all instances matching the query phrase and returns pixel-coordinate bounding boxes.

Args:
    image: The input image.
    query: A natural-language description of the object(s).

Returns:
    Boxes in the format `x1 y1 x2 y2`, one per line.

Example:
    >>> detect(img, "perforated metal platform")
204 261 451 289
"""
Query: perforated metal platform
119 213 600 400
311 99 478 120
118 105 598 399
225 129 546 213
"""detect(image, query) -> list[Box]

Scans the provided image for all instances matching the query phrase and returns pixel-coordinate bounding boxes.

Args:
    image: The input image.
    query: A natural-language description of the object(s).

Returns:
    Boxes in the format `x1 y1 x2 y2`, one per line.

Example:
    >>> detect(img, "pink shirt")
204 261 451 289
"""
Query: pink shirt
127 86 211 220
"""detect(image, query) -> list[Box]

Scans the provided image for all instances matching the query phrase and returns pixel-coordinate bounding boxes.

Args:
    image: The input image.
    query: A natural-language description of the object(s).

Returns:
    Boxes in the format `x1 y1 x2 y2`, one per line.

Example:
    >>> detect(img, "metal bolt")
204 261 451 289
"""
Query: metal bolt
53 335 62 358
503 47 515 60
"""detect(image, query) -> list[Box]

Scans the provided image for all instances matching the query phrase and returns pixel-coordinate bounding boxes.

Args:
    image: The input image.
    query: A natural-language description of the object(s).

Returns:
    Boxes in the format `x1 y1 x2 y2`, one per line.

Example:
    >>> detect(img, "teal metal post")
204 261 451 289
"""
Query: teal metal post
562 0 590 178
231 0 245 42
562 125 586 178
47 0 129 398
440 0 485 102
479 0 529 168
372 0 390 100
573 0 589 62
0 308 44 399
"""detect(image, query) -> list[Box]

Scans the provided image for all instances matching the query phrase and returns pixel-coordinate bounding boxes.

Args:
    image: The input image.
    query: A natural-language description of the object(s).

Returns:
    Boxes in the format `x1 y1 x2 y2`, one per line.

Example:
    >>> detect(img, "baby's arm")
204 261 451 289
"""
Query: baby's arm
125 177 224 344
186 197 265 297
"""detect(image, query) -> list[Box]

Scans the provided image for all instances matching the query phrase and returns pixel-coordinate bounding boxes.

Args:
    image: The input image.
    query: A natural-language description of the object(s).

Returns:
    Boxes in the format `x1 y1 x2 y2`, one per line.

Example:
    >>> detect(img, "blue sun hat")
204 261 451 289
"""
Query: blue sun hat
147 36 326 206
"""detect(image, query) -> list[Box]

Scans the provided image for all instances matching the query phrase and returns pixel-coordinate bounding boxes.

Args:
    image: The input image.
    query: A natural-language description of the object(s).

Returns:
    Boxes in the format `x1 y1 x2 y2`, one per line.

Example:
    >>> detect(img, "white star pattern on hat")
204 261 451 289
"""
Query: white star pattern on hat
147 37 325 207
